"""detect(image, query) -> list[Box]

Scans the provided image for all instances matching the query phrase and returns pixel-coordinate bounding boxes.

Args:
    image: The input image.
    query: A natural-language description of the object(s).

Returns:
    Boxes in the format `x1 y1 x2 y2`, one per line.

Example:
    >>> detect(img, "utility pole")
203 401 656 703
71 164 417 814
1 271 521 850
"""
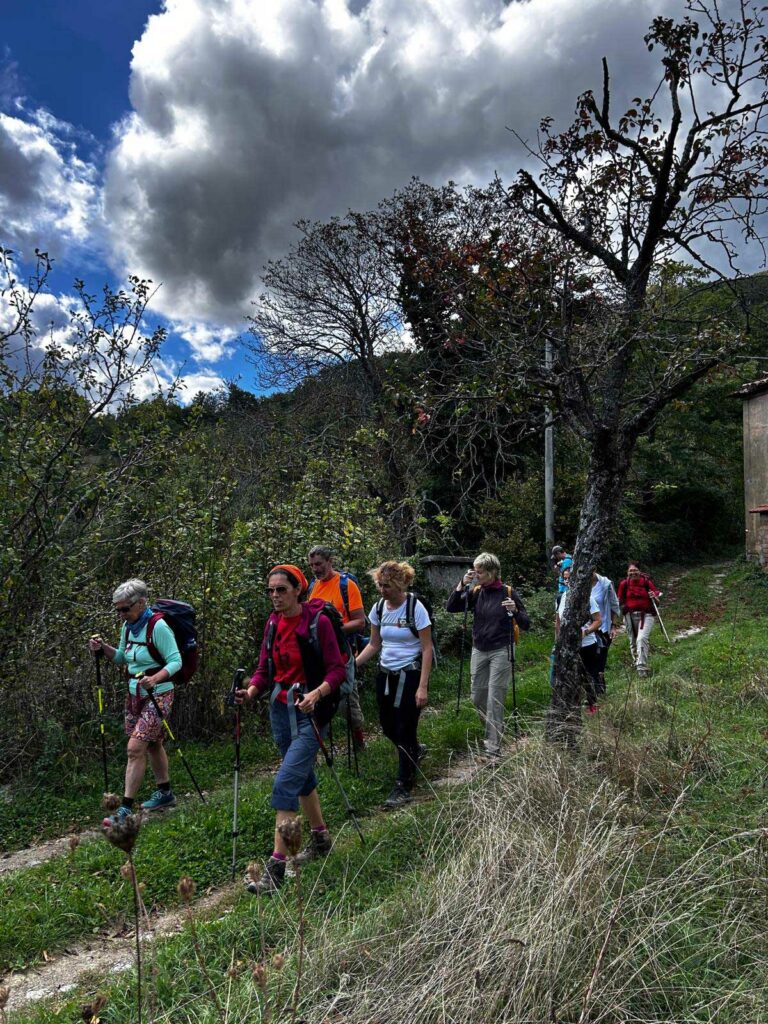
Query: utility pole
544 335 554 549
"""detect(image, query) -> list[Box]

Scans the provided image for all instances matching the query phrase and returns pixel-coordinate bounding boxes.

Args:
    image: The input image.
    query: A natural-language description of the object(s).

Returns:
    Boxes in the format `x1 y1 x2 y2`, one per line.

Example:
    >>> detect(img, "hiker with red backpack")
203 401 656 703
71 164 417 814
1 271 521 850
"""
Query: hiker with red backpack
355 560 434 809
235 564 347 895
88 579 188 824
617 561 662 677
446 552 530 757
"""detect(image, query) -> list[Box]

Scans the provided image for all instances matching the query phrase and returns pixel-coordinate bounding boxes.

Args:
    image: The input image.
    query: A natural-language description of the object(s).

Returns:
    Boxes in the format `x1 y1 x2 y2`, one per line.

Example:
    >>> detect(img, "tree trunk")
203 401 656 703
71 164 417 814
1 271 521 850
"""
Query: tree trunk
546 435 633 745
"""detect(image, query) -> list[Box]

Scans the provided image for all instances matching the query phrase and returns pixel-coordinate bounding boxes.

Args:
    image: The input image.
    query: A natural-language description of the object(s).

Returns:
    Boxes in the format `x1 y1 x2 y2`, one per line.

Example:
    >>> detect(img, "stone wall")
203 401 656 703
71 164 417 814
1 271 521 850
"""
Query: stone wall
419 555 475 598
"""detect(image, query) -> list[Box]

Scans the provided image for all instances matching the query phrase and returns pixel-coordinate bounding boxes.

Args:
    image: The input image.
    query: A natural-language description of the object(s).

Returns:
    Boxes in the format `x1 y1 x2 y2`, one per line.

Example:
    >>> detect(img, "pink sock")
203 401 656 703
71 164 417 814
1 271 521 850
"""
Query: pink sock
311 825 328 834
271 851 287 862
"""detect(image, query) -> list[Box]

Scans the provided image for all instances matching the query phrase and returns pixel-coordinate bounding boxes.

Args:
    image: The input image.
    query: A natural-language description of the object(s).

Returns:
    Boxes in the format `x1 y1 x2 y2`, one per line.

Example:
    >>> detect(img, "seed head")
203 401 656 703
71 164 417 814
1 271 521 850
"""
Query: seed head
102 792 121 812
0 985 10 1009
80 994 107 1022
251 963 267 989
69 834 81 855
246 862 261 883
271 952 285 971
120 862 134 881
103 811 141 854
277 817 303 856
177 876 196 903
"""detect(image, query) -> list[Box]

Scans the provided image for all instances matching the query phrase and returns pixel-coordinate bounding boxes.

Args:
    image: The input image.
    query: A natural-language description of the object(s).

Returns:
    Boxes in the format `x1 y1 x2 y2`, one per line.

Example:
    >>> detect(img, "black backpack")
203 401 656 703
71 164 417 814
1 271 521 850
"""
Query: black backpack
264 601 353 721
143 599 199 683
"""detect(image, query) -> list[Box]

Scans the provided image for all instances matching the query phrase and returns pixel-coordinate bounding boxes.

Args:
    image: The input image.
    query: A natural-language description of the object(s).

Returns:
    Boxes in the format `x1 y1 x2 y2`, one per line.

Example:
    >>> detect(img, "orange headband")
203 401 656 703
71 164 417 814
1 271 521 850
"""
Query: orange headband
269 563 309 594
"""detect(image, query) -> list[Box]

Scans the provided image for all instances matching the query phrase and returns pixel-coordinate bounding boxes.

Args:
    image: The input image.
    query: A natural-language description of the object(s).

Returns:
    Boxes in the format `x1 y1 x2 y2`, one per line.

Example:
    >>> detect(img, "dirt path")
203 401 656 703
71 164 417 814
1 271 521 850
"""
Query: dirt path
4 887 234 1015
1 743 508 1015
1 831 100 878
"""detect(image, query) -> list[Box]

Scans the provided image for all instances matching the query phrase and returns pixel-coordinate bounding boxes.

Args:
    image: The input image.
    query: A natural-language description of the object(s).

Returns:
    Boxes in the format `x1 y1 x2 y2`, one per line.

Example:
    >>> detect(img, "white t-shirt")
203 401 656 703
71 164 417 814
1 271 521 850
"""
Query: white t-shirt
557 590 600 648
369 596 431 671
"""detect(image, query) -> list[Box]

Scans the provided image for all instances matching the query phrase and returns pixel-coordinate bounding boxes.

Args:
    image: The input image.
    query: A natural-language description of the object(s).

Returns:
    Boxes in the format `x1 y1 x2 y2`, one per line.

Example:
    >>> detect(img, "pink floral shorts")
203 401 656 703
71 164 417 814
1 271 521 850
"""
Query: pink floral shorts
124 690 174 744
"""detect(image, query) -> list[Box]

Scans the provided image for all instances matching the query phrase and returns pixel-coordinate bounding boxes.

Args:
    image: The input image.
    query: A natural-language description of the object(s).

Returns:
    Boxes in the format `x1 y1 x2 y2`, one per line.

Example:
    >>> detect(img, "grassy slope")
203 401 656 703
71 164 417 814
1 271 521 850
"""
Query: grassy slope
5 558 768 1022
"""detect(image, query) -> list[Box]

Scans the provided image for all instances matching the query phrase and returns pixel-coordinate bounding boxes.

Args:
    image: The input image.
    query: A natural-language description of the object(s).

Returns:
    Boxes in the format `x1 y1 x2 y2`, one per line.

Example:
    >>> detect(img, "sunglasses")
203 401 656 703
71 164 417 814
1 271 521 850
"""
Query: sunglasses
114 601 137 613
265 585 290 595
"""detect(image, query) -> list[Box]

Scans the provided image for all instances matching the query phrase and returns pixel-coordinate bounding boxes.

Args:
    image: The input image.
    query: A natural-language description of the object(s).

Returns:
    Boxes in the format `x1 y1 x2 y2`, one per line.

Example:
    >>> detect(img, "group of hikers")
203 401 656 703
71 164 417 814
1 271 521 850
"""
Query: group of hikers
88 544 662 895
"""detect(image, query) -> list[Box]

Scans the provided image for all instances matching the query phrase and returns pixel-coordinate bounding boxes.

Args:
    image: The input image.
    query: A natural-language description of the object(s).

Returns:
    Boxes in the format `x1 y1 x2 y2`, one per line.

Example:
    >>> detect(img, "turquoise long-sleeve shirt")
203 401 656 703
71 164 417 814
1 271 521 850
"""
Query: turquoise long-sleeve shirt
113 615 181 697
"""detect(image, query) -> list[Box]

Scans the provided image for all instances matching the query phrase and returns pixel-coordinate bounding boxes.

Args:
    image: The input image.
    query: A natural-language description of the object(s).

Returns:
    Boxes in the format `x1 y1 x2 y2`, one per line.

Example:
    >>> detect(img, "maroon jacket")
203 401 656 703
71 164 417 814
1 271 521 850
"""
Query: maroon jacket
250 598 346 697
617 574 660 614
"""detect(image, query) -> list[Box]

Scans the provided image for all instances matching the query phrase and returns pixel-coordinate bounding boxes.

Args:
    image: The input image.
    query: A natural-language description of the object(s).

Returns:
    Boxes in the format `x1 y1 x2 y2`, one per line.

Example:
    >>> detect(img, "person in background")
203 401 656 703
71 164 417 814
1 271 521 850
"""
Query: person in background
356 560 432 809
235 564 346 894
551 544 573 608
88 579 181 825
591 570 622 693
617 561 662 677
556 567 602 714
446 552 530 757
307 545 367 749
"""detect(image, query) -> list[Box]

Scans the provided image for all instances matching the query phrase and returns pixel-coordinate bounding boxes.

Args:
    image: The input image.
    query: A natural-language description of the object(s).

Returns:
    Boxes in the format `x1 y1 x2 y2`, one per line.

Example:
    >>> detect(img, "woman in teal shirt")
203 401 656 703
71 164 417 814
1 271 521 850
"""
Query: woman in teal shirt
89 578 181 825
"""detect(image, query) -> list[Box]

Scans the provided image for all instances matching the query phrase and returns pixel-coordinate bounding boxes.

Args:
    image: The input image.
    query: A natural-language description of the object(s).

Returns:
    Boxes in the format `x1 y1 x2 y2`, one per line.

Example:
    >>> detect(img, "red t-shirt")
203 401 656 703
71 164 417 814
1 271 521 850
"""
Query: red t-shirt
272 614 304 704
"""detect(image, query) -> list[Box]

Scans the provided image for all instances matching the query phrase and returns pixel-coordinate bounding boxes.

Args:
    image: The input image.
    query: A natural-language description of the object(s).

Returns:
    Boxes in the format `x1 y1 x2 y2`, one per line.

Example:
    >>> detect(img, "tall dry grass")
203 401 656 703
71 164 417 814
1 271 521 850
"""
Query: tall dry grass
296 738 766 1024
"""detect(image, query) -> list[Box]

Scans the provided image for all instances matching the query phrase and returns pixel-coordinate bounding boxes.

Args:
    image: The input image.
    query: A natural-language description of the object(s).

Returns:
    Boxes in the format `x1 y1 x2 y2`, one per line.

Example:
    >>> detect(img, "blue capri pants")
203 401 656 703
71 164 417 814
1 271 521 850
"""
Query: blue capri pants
269 700 327 811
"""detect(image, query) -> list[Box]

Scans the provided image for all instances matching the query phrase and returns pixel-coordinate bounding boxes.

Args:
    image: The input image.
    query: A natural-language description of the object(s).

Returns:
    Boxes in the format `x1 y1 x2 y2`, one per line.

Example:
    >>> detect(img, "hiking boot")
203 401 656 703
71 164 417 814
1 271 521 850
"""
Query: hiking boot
142 789 176 811
382 783 411 810
102 804 132 828
293 829 333 866
352 727 366 751
246 857 286 895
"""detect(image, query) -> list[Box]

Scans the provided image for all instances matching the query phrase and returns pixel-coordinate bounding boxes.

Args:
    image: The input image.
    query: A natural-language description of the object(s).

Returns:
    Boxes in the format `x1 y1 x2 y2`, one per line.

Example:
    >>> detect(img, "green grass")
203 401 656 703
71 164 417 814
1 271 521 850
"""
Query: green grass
5 559 768 1022
0 662 484 974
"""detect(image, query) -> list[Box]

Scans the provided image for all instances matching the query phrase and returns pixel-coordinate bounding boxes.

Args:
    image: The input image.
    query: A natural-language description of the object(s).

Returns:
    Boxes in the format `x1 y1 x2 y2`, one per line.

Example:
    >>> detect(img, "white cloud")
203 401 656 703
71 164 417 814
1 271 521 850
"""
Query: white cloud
0 110 101 253
104 0 682 325
170 320 239 363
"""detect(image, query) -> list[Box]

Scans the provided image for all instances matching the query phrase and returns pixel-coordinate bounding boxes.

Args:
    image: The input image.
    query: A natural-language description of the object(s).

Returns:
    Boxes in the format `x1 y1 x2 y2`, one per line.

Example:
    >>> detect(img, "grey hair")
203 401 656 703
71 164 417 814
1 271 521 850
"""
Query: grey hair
473 552 501 576
112 579 149 606
308 545 334 561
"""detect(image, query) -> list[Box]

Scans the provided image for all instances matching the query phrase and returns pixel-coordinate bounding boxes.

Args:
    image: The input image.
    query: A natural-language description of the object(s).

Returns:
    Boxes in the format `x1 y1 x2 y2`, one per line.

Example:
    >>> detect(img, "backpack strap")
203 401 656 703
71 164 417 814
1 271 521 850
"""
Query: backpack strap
339 572 351 619
375 598 385 624
144 611 165 667
405 592 419 639
265 619 277 686
306 579 316 599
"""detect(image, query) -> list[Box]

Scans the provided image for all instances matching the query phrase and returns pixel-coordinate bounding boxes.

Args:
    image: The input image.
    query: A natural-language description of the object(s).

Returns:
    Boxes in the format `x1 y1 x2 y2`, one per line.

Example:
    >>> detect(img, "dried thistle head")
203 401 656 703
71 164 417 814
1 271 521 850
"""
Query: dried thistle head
177 876 196 903
102 792 121 812
69 834 81 855
277 817 303 856
271 952 285 971
103 811 141 854
120 862 134 881
246 862 260 883
0 985 10 1009
226 960 244 979
80 994 107 1022
251 963 267 989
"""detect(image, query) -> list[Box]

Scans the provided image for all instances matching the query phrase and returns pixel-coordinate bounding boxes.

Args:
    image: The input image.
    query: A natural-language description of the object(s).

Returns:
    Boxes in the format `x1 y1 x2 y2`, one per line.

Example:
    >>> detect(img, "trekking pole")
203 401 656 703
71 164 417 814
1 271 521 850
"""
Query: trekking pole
650 595 671 645
307 711 365 846
508 613 519 739
93 645 109 791
138 676 207 803
455 585 470 714
225 668 245 881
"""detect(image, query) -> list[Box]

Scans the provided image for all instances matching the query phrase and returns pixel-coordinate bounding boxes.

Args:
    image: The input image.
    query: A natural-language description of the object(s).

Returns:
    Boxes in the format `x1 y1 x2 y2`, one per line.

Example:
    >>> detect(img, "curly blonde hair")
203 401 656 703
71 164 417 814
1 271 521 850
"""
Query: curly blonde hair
368 560 416 591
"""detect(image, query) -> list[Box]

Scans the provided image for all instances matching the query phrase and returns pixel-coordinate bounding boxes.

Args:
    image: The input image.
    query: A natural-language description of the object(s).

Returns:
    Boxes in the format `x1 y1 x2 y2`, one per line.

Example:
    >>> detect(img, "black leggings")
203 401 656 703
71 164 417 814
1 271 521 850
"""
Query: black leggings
376 668 422 789
579 644 601 706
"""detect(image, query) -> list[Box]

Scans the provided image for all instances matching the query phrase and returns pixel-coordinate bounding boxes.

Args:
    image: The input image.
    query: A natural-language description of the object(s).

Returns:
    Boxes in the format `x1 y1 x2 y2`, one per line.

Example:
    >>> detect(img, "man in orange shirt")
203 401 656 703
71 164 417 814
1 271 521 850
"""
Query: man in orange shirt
307 545 366 748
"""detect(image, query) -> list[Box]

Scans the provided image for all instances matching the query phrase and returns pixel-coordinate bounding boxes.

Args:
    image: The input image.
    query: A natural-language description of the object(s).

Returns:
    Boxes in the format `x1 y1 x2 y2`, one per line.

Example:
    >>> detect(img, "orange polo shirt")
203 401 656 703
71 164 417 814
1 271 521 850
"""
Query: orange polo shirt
309 572 363 624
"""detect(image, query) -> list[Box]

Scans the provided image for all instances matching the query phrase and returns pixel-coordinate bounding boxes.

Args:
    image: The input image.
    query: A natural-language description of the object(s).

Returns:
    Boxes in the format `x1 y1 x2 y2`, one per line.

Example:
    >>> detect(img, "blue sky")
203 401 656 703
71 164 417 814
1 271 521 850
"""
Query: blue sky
1 0 711 404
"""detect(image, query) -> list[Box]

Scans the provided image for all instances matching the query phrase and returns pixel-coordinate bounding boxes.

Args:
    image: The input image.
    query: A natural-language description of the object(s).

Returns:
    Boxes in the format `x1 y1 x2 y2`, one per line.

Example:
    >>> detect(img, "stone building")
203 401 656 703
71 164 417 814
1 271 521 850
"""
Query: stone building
737 377 768 566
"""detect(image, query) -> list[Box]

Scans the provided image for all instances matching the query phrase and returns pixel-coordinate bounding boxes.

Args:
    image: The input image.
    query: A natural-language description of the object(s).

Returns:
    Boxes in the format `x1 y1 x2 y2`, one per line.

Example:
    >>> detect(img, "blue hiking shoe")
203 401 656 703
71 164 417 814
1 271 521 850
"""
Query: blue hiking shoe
141 789 176 811
102 804 132 828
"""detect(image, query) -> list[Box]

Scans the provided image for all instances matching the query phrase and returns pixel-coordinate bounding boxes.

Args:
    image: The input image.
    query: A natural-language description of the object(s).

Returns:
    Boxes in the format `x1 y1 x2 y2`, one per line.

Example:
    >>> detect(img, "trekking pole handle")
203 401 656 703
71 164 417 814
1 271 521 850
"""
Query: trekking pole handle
226 668 246 708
